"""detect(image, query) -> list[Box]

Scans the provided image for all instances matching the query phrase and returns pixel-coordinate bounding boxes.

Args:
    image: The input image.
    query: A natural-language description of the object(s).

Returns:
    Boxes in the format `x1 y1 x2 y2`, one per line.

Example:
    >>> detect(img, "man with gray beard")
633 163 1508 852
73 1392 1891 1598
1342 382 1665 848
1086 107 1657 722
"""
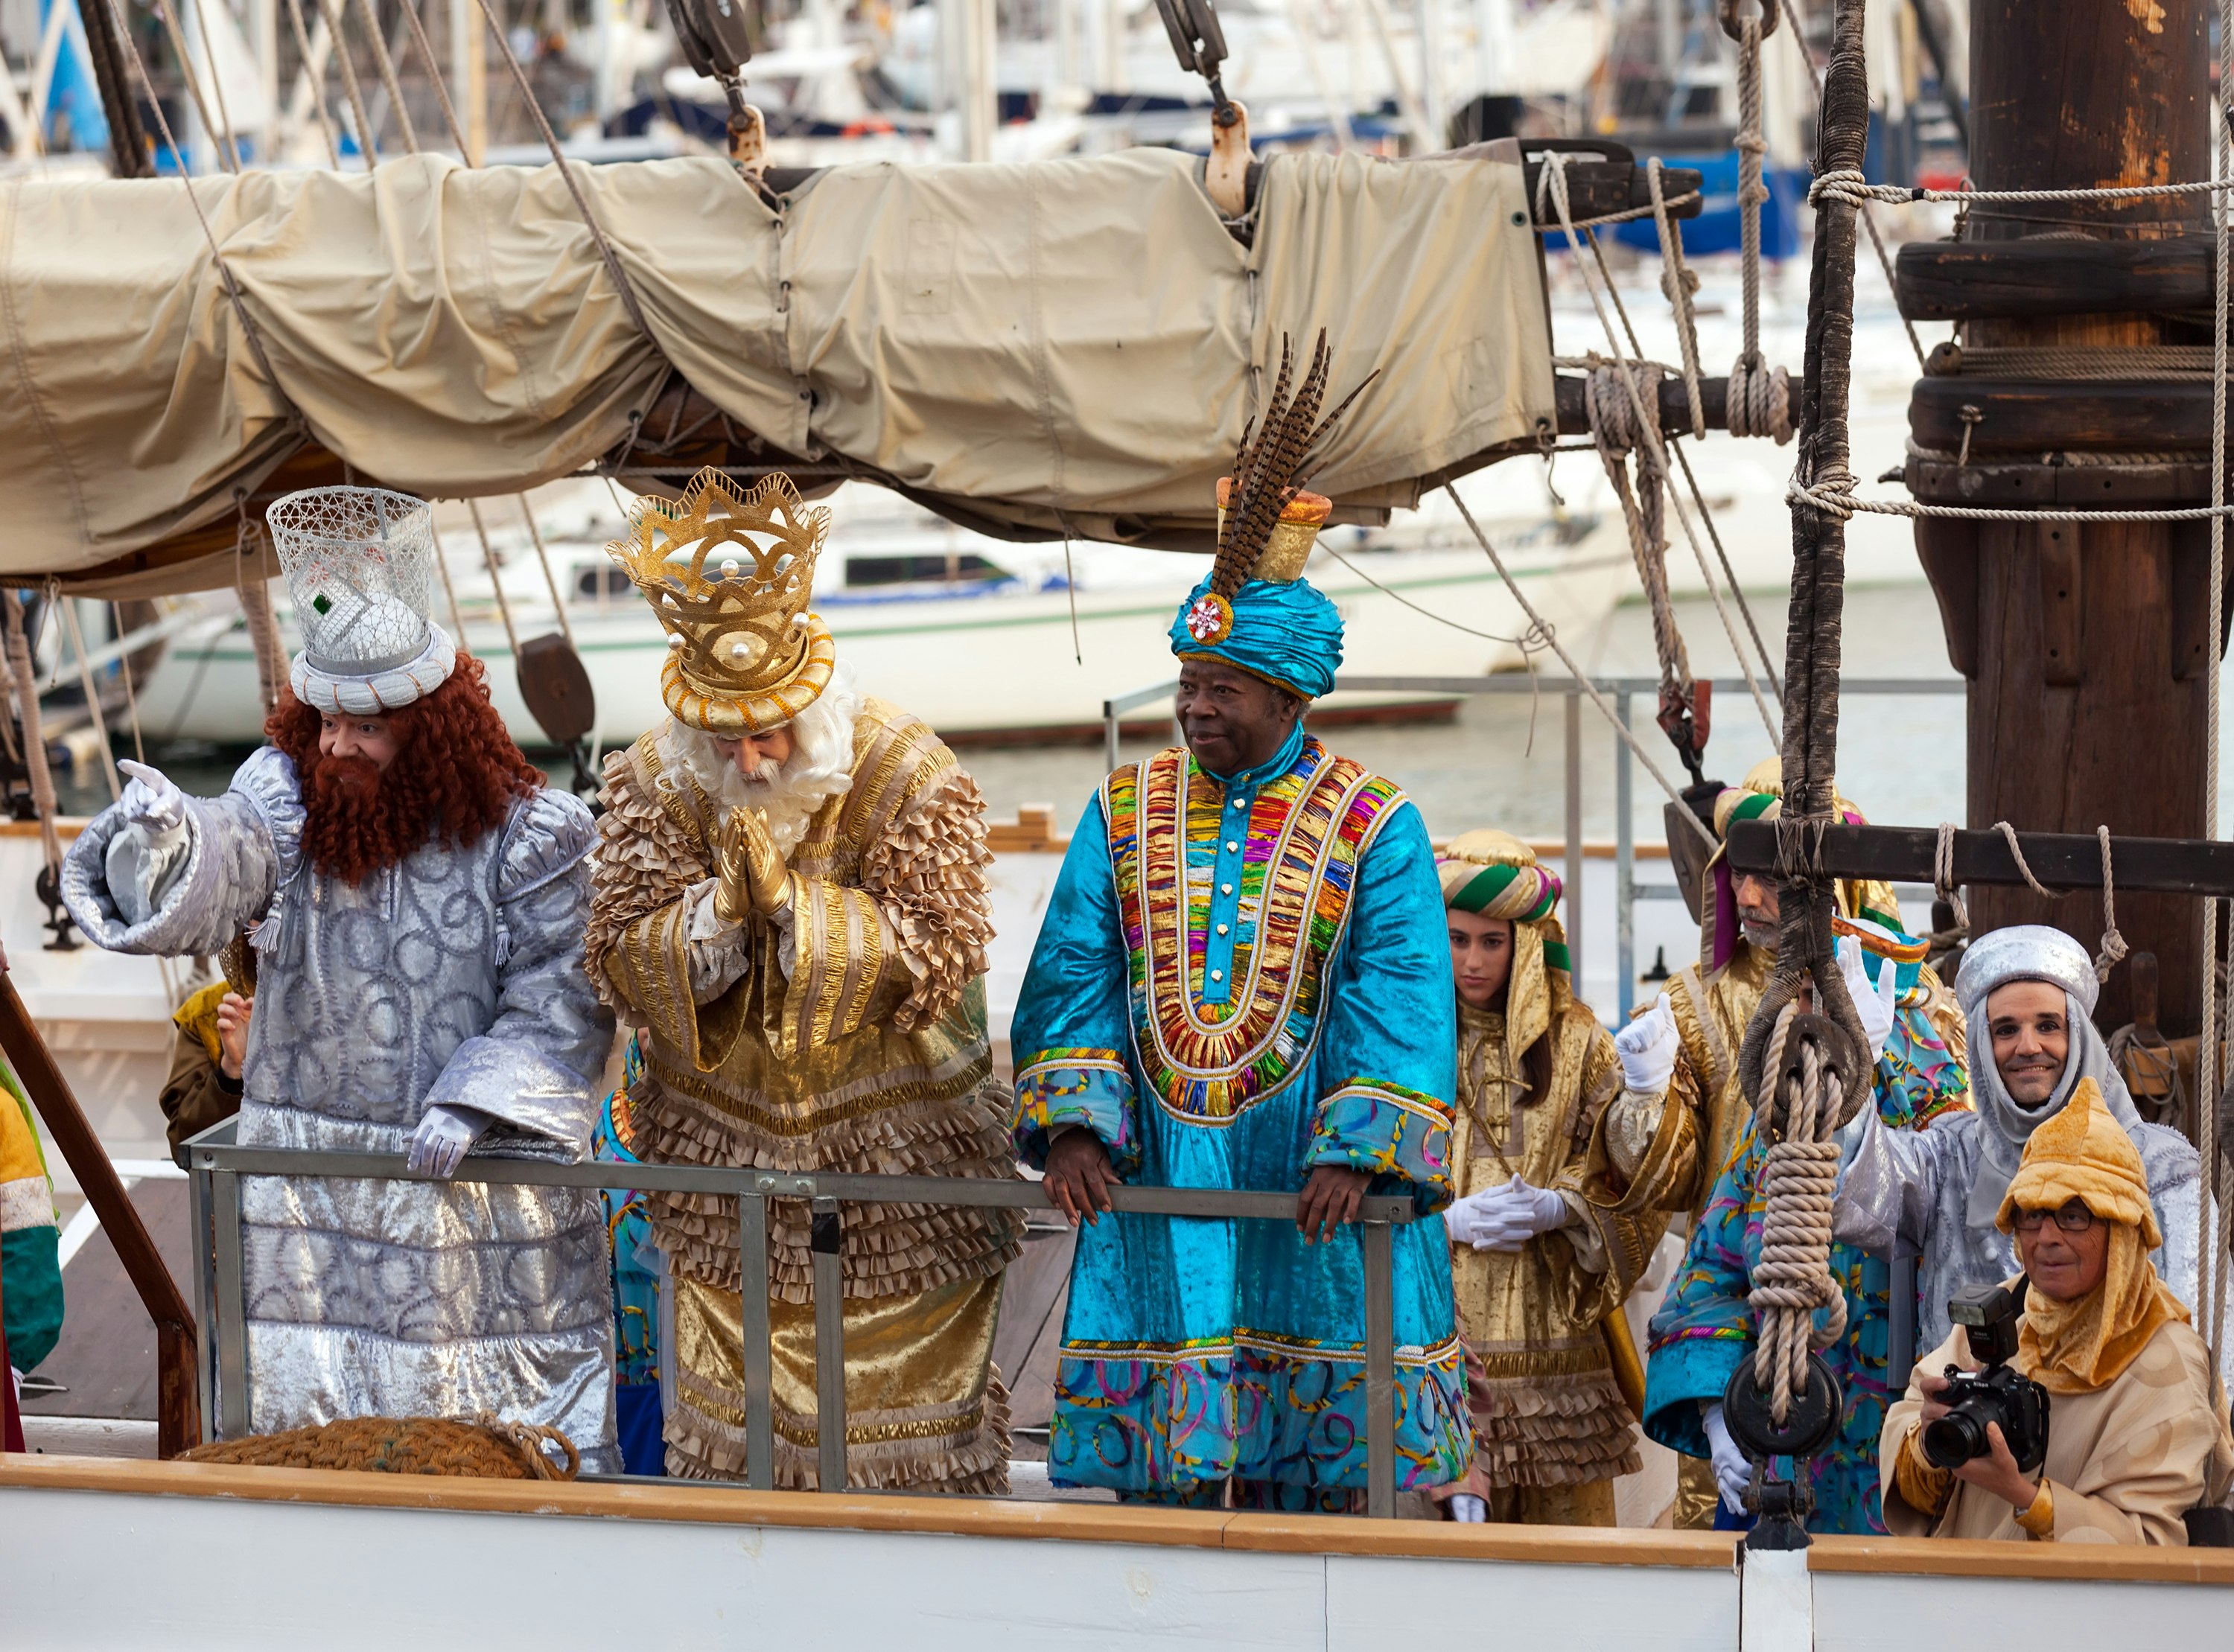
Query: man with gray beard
583 470 1020 1490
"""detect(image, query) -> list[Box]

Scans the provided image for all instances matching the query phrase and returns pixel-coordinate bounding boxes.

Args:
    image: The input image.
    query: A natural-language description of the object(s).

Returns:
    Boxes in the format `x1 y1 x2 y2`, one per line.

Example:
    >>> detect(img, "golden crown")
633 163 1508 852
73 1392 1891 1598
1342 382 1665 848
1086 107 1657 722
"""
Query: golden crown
607 468 838 733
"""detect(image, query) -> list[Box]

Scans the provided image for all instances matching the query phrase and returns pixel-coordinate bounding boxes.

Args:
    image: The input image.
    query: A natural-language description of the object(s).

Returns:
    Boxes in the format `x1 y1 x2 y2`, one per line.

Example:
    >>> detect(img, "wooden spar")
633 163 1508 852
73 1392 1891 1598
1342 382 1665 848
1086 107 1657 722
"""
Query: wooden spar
1906 0 2218 1039
75 0 153 179
1725 821 2234 899
0 972 200 1458
1747 0 1873 1033
1896 238 2218 322
1910 379 2234 455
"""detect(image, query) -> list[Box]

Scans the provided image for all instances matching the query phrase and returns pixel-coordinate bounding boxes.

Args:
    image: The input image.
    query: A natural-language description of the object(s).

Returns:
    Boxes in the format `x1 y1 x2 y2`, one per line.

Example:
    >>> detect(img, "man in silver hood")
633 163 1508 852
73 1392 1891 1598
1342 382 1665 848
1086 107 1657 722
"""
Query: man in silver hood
1833 924 2210 1368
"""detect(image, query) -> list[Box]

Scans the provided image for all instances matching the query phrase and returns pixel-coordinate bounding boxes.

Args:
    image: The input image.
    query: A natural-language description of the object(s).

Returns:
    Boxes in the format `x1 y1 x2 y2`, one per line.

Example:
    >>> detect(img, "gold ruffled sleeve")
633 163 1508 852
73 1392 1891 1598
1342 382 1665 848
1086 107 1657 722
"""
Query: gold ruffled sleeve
1550 1022 1671 1322
1891 1424 1954 1519
853 765 994 1034
586 741 757 1072
762 764 993 1054
1583 1048 1704 1222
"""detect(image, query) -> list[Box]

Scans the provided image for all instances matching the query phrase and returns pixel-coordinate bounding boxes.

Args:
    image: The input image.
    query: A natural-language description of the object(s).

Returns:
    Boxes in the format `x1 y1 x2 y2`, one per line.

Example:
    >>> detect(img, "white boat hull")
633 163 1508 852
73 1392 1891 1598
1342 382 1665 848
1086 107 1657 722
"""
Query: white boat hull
1 1456 2224 1651
136 529 1632 750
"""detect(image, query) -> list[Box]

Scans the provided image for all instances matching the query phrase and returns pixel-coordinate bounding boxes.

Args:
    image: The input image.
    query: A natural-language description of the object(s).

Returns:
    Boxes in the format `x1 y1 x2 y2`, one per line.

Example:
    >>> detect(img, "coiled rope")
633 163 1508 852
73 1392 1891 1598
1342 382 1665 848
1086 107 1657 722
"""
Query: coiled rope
182 1413 582 1480
1748 1000 1849 1424
1726 7 1794 442
1583 361 1693 731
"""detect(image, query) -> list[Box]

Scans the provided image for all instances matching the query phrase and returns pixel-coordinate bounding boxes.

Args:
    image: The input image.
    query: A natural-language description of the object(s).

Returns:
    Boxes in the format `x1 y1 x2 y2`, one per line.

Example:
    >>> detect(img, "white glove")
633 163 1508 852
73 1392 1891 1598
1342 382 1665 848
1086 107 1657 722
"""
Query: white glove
1614 993 1680 1094
1448 1493 1487 1523
1834 934 1900 1065
105 759 192 926
406 1103 490 1179
1444 1176 1571 1253
1700 1401 1751 1517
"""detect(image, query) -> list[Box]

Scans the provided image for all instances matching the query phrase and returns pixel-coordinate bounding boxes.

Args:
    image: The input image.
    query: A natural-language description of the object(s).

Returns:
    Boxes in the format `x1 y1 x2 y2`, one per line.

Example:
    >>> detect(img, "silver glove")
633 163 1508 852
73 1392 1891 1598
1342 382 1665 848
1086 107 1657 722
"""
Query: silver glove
406 1103 490 1179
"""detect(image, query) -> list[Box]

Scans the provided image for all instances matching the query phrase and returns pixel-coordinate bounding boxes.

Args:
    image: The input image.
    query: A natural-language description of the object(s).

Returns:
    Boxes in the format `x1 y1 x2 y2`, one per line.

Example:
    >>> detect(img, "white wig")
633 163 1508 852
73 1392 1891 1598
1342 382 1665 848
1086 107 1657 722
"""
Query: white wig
658 660 862 853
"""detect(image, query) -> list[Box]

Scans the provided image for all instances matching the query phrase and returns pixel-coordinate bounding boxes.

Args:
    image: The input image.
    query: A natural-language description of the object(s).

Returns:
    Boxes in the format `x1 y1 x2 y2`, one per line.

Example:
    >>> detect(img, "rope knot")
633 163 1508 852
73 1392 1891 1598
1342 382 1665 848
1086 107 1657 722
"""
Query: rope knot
2095 825 2129 982
1807 168 1919 211
1932 820 1971 937
1786 468 1859 520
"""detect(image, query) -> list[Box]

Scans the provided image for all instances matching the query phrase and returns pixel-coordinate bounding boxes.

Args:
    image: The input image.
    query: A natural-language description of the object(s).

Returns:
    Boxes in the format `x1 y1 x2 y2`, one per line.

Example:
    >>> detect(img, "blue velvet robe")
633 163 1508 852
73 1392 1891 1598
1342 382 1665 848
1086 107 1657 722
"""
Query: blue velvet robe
1010 727 1471 1502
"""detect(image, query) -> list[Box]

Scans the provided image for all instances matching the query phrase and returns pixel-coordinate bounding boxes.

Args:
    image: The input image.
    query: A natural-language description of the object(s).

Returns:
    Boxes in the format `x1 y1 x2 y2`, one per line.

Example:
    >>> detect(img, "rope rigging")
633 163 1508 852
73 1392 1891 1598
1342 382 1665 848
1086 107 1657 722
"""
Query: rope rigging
1722 2 1795 443
1734 0 2234 1464
1713 0 1877 1513
1538 152 1783 783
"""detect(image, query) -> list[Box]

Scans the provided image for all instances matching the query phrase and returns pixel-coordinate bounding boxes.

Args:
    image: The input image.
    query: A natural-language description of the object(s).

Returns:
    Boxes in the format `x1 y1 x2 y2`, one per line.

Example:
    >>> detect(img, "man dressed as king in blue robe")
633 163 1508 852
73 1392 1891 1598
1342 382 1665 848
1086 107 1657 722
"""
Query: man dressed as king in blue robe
1009 340 1471 1511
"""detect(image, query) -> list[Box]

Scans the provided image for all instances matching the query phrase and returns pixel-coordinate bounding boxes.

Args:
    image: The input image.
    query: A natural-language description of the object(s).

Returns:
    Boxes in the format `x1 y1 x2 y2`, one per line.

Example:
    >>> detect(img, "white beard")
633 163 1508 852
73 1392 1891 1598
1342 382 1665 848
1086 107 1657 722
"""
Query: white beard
658 662 862 854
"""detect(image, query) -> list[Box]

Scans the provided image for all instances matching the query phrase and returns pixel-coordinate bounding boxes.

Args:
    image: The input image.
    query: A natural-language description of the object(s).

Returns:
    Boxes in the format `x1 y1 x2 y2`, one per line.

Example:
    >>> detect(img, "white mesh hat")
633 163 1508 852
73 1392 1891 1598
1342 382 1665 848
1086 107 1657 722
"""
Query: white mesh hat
268 486 457 714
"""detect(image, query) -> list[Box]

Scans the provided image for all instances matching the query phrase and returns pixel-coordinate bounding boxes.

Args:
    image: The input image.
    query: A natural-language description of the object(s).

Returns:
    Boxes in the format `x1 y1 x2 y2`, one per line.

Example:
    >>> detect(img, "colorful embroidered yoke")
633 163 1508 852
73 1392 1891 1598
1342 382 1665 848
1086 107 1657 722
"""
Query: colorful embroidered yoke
1012 730 1471 1496
1641 938 1971 1536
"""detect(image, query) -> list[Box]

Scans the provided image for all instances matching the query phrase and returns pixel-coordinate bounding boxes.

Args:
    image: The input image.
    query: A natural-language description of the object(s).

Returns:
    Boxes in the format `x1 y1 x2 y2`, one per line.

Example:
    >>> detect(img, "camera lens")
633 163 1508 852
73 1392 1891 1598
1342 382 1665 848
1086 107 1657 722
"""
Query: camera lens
1921 1412 1985 1470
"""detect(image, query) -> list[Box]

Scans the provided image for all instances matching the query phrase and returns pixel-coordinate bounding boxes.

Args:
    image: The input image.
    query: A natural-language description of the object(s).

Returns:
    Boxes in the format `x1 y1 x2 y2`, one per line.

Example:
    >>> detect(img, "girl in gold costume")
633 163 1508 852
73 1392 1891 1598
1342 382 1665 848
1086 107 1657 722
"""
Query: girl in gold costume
1434 831 1662 1525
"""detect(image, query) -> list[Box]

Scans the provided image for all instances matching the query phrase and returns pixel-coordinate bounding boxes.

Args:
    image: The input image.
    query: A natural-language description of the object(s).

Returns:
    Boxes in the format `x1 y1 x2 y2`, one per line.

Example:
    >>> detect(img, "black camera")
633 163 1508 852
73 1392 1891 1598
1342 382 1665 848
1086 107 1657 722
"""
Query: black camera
1921 1281 2052 1474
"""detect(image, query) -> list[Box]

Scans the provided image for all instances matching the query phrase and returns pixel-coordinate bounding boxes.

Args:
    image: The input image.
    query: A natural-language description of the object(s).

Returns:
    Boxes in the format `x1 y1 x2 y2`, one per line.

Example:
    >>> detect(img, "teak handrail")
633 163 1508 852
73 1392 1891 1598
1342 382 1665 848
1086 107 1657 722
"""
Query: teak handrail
0 968 199 1456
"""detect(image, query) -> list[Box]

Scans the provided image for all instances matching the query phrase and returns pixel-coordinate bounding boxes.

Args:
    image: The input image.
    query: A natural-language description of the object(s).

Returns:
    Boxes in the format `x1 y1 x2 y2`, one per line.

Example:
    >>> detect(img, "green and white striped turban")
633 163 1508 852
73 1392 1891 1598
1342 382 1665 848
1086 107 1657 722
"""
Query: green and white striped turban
1438 829 1562 922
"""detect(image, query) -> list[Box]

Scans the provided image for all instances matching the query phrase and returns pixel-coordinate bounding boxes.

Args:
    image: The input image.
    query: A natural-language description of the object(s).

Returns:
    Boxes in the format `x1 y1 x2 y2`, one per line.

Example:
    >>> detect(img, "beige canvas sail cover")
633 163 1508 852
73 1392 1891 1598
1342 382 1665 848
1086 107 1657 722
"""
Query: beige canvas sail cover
0 147 1551 590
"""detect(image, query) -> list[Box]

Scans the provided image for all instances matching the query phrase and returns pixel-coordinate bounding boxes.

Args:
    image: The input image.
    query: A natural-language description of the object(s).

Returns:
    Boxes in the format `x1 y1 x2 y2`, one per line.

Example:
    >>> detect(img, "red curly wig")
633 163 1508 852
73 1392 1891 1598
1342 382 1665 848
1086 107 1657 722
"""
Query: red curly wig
266 656 544 884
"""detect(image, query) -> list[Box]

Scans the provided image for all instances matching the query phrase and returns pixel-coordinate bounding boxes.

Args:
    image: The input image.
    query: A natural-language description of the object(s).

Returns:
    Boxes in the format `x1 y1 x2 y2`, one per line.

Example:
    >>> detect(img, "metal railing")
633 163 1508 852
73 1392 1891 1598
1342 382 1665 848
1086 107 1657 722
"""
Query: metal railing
182 1119 1421 1515
1107 673 1968 1018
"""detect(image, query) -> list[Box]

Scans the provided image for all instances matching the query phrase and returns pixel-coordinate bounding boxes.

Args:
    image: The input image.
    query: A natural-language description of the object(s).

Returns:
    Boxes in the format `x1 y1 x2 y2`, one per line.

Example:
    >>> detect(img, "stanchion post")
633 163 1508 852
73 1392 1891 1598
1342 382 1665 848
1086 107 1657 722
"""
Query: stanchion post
1616 688 1636 1019
1565 683 1584 991
211 1168 248 1439
1887 1251 1918 1397
738 1184 774 1490
809 1195 847 1492
188 1161 217 1445
1363 1216 1396 1518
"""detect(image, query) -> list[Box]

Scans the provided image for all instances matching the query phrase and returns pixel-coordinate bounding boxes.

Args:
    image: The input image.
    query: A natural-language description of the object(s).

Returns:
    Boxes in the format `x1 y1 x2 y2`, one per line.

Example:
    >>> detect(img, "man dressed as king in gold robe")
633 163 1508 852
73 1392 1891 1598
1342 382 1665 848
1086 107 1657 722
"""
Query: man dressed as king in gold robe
584 469 1022 1490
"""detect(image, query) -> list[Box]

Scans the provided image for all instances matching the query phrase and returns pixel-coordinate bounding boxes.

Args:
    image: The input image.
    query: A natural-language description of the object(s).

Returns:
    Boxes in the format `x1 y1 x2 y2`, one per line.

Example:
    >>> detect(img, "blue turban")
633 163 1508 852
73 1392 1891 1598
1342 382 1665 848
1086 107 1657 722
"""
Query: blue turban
1168 573 1345 699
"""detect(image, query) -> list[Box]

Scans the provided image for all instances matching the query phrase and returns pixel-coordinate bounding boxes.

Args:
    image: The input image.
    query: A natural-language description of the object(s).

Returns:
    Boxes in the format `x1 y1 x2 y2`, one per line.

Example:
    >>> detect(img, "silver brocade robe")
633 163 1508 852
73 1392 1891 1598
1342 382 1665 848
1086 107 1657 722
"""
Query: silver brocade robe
62 747 620 1467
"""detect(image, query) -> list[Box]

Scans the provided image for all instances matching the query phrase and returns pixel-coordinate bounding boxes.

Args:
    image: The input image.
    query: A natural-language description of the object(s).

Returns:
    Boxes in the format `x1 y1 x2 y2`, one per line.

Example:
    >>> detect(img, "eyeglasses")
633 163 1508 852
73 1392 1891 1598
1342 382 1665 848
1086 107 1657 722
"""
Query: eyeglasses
2012 1203 2098 1234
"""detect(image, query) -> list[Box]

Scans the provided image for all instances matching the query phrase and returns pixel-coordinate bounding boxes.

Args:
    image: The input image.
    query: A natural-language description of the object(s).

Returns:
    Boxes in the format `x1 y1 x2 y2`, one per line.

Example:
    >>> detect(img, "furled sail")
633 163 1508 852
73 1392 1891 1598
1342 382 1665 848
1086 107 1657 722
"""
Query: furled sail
0 146 1550 592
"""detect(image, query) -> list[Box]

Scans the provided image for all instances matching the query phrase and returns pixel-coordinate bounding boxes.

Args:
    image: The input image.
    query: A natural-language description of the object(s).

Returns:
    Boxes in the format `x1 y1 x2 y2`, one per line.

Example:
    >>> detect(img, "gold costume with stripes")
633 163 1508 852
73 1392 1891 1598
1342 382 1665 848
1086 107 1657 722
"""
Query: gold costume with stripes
586 697 1022 1490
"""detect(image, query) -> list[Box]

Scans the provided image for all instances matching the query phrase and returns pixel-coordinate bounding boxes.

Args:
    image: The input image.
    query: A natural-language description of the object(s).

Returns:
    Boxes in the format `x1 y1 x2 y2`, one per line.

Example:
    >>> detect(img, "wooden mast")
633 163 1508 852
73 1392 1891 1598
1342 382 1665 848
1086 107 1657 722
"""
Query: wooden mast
1908 1 2218 1036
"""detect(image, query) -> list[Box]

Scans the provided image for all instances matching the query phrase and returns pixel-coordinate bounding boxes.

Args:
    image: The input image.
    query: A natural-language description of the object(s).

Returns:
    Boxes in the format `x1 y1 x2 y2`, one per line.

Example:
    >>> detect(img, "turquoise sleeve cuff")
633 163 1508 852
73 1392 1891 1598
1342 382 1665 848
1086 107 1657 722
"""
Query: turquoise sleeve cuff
1305 1079 1455 1214
1641 1331 1749 1458
1012 1051 1142 1179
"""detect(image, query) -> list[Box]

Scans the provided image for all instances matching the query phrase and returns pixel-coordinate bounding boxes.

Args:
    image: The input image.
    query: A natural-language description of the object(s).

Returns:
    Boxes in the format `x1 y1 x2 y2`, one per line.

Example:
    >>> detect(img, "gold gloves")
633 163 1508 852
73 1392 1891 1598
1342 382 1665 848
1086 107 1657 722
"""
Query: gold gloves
713 806 793 924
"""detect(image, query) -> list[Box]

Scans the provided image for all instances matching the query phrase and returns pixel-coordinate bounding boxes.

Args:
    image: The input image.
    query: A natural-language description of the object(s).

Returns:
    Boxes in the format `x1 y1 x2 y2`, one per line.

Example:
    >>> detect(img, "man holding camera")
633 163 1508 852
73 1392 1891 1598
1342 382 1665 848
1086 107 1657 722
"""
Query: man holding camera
1834 925 2212 1366
1880 1082 2233 1543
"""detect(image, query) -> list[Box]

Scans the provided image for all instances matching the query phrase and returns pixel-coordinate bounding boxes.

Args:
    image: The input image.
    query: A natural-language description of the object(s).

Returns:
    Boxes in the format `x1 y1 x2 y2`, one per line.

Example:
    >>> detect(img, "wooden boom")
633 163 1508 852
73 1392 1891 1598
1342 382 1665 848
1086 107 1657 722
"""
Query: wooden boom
1725 820 2234 899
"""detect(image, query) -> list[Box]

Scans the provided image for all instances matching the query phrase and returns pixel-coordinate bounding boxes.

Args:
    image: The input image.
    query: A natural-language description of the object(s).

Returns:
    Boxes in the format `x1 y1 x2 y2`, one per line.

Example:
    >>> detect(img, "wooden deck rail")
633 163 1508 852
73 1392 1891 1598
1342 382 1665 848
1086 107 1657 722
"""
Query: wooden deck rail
0 969 198 1457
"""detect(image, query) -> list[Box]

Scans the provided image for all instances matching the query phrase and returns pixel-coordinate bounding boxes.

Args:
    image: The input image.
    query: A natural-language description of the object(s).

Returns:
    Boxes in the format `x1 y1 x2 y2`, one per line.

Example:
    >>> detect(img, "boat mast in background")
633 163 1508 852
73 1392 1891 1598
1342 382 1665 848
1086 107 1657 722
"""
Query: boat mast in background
1905 0 2221 1039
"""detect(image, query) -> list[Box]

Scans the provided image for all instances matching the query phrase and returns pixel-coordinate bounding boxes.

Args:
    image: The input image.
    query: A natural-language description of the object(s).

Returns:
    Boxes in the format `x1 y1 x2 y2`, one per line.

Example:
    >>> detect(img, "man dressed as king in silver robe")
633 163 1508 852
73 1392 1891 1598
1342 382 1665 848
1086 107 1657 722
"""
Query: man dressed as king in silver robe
61 487 619 1467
